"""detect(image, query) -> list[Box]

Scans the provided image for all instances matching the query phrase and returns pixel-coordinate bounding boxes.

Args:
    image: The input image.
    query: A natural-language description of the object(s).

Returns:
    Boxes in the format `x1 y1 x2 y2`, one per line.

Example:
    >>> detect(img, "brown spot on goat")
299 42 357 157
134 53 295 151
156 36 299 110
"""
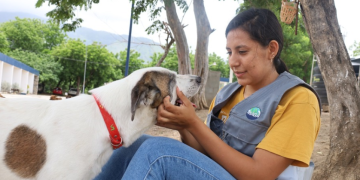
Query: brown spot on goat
5 125 46 178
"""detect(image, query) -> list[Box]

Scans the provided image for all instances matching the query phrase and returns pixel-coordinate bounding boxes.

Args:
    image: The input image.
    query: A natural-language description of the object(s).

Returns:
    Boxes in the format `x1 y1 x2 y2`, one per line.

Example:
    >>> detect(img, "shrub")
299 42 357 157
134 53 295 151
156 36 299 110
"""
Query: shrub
1 81 11 92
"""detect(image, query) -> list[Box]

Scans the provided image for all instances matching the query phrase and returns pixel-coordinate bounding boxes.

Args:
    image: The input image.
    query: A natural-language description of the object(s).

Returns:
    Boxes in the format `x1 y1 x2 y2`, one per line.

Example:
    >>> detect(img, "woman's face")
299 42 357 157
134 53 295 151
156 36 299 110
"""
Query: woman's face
226 28 277 89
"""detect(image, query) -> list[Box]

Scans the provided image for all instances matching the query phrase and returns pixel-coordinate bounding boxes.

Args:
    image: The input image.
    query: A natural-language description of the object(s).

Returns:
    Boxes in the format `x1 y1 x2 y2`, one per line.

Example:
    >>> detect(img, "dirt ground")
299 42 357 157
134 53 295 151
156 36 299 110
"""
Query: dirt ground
146 109 330 174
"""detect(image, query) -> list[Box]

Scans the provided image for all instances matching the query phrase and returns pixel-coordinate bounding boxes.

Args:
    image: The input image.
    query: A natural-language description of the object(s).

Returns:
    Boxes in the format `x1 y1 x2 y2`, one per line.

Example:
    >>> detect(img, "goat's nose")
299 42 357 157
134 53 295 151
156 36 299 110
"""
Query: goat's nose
196 77 201 84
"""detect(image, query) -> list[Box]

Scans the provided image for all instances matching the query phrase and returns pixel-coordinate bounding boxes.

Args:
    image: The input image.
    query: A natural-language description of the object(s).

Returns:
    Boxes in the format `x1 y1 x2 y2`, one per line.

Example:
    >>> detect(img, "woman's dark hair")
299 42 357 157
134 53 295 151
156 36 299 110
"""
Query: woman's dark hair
225 8 288 74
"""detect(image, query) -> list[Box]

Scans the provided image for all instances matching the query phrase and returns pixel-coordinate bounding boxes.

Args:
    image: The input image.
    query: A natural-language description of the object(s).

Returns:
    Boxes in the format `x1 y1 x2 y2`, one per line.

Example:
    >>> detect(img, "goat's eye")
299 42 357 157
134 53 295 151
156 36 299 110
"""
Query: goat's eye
190 79 194 82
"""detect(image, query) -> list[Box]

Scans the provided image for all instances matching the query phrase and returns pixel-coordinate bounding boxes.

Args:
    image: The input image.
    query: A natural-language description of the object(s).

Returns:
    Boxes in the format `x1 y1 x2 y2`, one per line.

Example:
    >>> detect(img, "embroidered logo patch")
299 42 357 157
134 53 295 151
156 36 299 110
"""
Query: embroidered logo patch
246 107 261 120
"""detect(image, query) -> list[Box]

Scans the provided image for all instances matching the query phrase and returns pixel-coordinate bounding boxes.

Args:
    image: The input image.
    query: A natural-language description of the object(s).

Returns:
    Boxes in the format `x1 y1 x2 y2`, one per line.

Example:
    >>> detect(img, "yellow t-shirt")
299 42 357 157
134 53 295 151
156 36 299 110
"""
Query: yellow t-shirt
208 86 321 167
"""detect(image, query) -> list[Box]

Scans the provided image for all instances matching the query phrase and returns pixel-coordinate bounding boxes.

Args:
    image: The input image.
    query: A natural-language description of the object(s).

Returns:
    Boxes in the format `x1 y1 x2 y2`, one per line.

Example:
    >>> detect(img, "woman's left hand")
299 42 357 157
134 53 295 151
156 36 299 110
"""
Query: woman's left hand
156 87 200 131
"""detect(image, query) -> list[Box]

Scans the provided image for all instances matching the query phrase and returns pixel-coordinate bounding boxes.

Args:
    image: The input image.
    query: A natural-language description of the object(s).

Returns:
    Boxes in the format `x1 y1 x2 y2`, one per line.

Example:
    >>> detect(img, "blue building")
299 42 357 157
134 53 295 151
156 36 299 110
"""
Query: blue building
0 52 40 94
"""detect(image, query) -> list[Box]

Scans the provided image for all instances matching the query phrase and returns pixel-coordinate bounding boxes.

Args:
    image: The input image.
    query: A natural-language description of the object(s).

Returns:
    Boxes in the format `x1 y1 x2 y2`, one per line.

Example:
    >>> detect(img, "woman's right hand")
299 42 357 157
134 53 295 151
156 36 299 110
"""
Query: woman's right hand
156 87 201 131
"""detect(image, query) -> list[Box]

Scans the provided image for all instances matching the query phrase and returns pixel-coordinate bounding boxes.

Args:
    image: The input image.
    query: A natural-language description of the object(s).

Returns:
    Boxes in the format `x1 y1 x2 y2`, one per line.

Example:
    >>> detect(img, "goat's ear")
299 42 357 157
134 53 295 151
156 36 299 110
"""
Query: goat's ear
150 89 163 108
131 84 148 121
149 73 175 108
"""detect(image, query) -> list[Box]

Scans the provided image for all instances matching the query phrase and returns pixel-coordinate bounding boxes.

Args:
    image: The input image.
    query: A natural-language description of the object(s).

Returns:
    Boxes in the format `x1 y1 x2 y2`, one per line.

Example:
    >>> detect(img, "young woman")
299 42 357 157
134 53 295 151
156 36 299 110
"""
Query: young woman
94 8 320 180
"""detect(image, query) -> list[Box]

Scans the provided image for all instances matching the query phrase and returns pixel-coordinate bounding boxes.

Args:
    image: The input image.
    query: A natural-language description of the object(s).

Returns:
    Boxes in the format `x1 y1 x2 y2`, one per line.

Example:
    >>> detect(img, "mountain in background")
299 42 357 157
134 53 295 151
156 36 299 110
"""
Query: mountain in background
0 12 163 62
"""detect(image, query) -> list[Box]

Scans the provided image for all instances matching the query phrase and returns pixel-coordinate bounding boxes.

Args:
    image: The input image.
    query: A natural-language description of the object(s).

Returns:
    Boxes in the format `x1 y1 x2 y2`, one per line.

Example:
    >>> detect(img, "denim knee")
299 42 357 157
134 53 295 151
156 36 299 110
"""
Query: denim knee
122 137 236 180
137 137 182 156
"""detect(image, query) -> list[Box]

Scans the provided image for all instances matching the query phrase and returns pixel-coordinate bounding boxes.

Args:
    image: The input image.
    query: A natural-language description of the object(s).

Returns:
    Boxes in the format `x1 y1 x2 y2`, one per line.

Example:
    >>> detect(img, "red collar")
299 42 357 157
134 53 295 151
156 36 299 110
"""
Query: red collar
93 95 122 149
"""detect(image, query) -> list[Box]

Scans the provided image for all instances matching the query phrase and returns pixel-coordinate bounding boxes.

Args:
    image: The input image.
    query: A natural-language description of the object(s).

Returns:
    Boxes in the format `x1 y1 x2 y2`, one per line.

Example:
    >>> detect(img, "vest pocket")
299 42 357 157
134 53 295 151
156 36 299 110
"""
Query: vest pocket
223 116 268 156
207 113 224 138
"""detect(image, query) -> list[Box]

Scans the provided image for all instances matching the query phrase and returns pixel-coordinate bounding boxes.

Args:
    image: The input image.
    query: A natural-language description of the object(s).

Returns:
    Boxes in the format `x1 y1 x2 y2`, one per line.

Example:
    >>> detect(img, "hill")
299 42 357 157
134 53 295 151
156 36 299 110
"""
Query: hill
0 11 163 62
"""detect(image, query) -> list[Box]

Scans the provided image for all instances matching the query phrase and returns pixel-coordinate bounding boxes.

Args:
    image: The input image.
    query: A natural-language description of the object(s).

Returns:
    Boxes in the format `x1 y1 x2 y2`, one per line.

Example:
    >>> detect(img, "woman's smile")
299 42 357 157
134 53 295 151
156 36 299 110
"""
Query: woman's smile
234 70 246 78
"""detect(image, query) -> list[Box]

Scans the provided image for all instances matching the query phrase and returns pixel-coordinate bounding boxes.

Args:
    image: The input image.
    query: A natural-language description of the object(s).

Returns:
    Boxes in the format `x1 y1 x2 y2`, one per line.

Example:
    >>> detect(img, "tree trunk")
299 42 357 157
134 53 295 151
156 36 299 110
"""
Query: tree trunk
300 0 360 179
164 0 191 74
76 76 80 95
191 0 214 109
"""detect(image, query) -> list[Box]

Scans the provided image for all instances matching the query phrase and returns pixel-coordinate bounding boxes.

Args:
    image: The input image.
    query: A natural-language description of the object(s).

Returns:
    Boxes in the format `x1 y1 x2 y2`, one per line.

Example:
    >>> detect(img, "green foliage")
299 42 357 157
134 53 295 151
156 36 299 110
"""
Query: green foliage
148 45 230 77
281 24 313 81
239 0 279 13
146 52 161 67
115 49 145 75
84 42 123 89
36 0 99 31
147 45 193 72
160 46 180 72
5 49 63 91
208 52 230 78
51 39 86 85
350 41 360 57
43 20 68 50
0 17 66 53
0 31 10 53
51 39 122 91
1 18 43 52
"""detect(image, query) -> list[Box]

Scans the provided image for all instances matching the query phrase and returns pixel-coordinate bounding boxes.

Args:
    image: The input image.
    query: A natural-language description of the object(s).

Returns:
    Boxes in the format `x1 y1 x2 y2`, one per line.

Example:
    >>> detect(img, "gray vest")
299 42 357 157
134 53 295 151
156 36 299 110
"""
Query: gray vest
206 72 321 157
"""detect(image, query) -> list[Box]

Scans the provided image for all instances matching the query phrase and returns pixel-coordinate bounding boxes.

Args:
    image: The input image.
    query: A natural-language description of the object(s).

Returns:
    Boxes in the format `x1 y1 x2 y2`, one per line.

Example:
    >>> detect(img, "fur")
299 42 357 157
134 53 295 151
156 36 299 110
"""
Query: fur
49 95 62 100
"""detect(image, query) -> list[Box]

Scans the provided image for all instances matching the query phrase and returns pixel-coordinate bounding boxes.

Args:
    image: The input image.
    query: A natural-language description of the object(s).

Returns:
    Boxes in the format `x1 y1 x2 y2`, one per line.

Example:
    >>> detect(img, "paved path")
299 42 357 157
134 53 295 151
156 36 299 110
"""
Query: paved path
1 93 66 100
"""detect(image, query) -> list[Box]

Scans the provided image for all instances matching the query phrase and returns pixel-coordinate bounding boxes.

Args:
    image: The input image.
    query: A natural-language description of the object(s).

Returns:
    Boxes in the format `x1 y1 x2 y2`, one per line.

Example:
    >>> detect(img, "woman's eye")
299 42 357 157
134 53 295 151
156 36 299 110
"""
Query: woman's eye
227 52 232 56
239 51 247 54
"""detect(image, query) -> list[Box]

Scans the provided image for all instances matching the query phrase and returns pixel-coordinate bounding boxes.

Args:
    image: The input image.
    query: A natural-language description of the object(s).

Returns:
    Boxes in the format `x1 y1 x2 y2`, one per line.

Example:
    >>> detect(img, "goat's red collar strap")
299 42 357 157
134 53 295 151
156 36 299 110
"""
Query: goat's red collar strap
93 95 122 149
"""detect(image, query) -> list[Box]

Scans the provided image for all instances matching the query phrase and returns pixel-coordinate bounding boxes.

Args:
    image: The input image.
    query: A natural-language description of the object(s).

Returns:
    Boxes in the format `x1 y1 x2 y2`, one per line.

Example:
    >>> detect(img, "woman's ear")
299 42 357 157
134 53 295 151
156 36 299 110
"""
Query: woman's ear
268 40 279 59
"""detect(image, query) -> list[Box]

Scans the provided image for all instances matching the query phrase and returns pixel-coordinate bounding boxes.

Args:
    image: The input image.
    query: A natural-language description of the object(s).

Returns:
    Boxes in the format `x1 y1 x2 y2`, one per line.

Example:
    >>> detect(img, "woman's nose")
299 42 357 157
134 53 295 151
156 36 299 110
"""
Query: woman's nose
228 55 240 68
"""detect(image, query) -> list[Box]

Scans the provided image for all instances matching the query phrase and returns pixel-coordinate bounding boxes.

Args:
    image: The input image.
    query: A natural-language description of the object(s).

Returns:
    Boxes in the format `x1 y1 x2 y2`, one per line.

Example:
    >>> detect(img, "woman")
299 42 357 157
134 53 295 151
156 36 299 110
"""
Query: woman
94 8 320 180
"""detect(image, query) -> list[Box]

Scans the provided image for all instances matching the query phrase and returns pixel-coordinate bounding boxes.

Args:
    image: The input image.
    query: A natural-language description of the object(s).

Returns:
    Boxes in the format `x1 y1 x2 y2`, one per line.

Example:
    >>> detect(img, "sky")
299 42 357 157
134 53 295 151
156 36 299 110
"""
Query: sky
1 0 359 60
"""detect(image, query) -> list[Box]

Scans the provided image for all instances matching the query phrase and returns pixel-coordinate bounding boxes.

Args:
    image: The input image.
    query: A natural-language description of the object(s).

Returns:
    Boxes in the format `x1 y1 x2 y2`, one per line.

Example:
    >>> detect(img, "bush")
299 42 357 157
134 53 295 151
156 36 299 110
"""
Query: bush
12 83 19 90
1 81 11 92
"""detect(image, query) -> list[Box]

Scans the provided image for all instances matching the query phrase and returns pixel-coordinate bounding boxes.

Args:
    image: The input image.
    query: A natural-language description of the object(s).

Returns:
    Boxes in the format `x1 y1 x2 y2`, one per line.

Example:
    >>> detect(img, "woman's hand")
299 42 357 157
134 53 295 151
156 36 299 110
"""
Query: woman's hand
156 87 200 131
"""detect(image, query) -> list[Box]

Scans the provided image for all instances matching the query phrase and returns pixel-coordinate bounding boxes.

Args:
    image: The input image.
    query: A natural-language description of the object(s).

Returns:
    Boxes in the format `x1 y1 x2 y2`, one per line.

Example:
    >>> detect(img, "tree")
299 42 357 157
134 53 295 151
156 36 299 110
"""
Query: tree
51 39 86 90
163 0 192 74
42 20 68 51
300 0 360 179
37 0 216 109
0 32 10 53
148 21 175 67
0 18 66 53
134 0 213 108
208 52 230 78
349 41 360 57
148 45 195 72
190 0 214 109
35 0 99 31
5 49 63 93
115 49 145 75
132 0 191 74
51 39 121 93
84 42 122 90
281 24 313 82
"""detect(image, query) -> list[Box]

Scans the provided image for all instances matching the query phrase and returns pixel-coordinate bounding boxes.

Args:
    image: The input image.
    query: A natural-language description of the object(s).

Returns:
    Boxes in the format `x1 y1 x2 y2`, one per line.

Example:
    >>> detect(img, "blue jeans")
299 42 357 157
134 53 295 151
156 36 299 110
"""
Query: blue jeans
94 135 235 180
